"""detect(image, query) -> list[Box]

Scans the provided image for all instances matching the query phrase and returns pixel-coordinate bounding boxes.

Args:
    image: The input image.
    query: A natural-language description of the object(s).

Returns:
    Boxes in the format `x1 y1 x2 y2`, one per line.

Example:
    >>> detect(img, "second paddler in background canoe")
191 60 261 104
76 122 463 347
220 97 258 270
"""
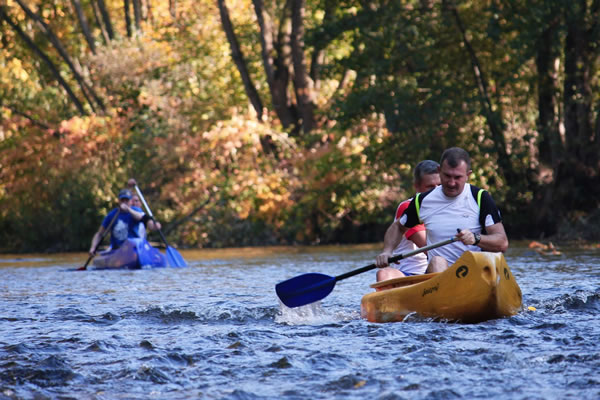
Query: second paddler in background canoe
376 147 509 275
128 179 162 240
129 179 187 267
375 159 440 286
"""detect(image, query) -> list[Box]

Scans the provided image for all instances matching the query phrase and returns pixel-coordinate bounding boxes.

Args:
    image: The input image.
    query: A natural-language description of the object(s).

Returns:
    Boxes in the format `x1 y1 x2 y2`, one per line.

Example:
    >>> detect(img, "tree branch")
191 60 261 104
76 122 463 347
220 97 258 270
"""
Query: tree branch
217 0 264 120
0 6 86 115
15 0 106 113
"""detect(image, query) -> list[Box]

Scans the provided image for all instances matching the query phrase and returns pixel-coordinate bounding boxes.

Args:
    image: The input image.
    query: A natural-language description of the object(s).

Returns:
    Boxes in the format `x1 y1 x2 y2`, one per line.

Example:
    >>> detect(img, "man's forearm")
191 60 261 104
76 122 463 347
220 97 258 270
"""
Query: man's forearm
90 232 101 253
478 223 508 252
382 221 406 253
479 232 509 252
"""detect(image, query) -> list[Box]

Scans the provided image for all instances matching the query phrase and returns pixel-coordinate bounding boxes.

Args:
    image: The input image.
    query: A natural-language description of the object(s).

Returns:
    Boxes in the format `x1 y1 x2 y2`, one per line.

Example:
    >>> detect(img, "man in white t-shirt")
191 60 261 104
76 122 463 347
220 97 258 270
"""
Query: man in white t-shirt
375 160 440 282
376 147 508 274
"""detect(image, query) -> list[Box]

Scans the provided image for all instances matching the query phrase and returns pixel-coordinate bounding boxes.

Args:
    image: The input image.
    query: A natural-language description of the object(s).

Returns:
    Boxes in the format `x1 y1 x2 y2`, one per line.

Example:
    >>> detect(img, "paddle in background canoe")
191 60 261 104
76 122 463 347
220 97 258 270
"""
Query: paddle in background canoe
133 185 187 267
78 209 120 271
275 237 457 308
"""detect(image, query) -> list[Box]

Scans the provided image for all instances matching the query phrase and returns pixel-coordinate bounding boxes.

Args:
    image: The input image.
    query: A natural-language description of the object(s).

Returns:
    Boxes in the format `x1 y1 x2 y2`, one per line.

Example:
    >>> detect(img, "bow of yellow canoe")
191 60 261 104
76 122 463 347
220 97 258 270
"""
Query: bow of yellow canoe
360 251 523 323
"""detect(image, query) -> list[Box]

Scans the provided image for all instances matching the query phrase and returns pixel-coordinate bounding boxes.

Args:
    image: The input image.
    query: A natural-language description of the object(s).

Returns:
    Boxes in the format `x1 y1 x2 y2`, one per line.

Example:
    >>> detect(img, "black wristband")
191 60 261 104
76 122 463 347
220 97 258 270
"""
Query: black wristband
473 233 481 245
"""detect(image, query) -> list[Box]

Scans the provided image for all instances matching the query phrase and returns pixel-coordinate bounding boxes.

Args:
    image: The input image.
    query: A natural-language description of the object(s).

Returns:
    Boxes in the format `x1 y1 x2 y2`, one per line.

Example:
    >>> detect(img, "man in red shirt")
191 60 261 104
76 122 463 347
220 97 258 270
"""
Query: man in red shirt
375 160 440 281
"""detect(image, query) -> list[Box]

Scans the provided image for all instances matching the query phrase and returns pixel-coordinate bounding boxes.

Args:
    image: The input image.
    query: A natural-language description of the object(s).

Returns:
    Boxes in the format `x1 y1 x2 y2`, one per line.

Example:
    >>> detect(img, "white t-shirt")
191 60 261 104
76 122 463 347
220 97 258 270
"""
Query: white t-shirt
399 184 502 266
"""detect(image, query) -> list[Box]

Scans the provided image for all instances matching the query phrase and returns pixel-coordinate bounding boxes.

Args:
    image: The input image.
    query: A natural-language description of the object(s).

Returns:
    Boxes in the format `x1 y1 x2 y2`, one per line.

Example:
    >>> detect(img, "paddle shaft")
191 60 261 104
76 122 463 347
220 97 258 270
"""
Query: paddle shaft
134 185 171 247
275 237 457 308
134 184 187 267
334 237 456 282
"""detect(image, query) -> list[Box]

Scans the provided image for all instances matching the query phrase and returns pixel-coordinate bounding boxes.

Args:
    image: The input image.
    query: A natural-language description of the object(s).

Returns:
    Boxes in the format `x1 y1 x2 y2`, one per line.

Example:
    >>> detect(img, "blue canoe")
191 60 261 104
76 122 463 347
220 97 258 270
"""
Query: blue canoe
91 238 167 270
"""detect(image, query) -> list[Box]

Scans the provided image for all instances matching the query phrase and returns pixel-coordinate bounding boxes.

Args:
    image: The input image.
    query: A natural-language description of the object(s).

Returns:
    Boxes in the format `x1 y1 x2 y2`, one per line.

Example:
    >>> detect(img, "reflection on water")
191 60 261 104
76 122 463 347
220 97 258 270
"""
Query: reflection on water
0 242 599 399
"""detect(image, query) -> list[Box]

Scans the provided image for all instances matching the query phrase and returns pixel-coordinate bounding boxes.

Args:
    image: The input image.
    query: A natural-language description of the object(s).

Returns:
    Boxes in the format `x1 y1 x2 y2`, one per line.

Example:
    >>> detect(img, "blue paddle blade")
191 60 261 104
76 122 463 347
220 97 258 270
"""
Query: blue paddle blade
275 273 336 308
166 246 187 267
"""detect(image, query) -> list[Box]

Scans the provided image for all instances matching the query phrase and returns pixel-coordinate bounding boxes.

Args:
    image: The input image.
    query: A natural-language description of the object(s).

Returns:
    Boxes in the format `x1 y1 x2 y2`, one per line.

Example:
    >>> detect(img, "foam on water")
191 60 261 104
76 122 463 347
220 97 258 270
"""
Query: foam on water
275 301 360 325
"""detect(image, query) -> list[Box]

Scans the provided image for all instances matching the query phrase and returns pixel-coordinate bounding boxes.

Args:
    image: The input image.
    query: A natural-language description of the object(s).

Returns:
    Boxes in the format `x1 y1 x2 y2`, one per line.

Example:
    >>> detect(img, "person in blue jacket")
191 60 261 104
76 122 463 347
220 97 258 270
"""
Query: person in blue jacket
88 189 151 255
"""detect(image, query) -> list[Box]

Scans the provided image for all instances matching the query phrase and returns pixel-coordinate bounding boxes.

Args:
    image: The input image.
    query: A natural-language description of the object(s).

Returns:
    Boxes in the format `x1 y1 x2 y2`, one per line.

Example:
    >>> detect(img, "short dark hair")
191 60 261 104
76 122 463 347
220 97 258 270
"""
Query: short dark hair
413 160 440 184
440 147 471 170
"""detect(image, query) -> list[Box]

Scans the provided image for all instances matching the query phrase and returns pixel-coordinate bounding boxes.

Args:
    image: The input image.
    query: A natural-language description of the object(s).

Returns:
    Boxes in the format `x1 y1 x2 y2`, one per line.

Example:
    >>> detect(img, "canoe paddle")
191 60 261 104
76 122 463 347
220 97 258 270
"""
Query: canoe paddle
134 185 187 267
78 209 120 271
275 237 457 308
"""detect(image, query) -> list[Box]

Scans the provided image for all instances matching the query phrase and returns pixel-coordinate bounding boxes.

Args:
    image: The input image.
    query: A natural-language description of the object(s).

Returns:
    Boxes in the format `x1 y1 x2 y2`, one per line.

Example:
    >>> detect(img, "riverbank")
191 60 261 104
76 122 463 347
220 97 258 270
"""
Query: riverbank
555 209 600 242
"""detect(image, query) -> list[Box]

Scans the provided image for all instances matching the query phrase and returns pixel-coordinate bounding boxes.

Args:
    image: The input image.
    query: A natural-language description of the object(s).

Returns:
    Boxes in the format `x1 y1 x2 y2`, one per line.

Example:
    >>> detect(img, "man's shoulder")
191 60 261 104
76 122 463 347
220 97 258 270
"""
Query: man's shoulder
395 198 413 220
416 185 441 202
467 184 497 206
468 183 483 195
397 198 413 208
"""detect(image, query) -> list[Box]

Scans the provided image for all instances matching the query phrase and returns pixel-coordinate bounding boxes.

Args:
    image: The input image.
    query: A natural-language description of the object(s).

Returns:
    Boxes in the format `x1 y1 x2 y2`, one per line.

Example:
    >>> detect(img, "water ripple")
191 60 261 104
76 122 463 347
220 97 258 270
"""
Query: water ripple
0 244 598 399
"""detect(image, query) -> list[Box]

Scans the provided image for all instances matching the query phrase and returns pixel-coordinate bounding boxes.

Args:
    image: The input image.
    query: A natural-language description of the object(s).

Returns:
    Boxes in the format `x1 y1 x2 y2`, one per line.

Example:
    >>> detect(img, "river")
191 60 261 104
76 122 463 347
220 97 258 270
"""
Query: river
0 242 598 399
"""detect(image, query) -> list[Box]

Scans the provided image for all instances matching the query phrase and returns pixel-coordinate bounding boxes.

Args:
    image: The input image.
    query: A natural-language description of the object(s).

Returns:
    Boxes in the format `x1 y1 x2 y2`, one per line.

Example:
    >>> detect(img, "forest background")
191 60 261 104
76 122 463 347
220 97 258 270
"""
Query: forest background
1 0 600 253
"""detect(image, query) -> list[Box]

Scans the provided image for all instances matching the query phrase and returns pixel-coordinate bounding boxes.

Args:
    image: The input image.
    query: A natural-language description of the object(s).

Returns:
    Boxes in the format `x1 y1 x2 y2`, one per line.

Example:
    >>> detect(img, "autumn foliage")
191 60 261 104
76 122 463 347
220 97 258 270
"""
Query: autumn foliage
2 1 600 252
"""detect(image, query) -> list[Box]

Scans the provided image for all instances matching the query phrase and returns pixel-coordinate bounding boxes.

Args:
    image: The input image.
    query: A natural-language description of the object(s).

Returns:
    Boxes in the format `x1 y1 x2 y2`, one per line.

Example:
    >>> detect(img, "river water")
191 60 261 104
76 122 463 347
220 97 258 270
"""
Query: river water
0 242 598 399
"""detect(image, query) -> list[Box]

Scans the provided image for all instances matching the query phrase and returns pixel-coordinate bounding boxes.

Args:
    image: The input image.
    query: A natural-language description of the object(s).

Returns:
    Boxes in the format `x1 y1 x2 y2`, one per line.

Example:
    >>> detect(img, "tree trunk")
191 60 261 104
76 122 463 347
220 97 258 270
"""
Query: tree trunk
0 7 86 115
310 49 324 90
70 0 96 54
309 0 335 89
446 3 510 173
96 0 114 40
563 0 596 166
290 0 316 133
556 0 600 212
91 0 111 44
252 0 275 85
217 0 264 120
534 0 600 236
133 0 142 31
532 18 564 235
252 0 296 128
535 22 562 168
15 0 105 113
274 10 299 131
169 0 176 18
124 0 133 37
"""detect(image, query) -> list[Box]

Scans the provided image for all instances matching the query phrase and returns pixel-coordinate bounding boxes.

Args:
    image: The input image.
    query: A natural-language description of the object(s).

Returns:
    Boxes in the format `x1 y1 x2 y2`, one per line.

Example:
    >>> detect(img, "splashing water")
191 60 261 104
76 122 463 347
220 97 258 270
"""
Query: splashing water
275 301 360 325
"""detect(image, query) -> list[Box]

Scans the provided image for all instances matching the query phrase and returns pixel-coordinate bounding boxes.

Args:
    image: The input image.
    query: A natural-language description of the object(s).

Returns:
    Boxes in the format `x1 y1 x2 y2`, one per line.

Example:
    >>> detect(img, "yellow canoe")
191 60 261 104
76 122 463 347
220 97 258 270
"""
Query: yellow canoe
360 251 523 323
